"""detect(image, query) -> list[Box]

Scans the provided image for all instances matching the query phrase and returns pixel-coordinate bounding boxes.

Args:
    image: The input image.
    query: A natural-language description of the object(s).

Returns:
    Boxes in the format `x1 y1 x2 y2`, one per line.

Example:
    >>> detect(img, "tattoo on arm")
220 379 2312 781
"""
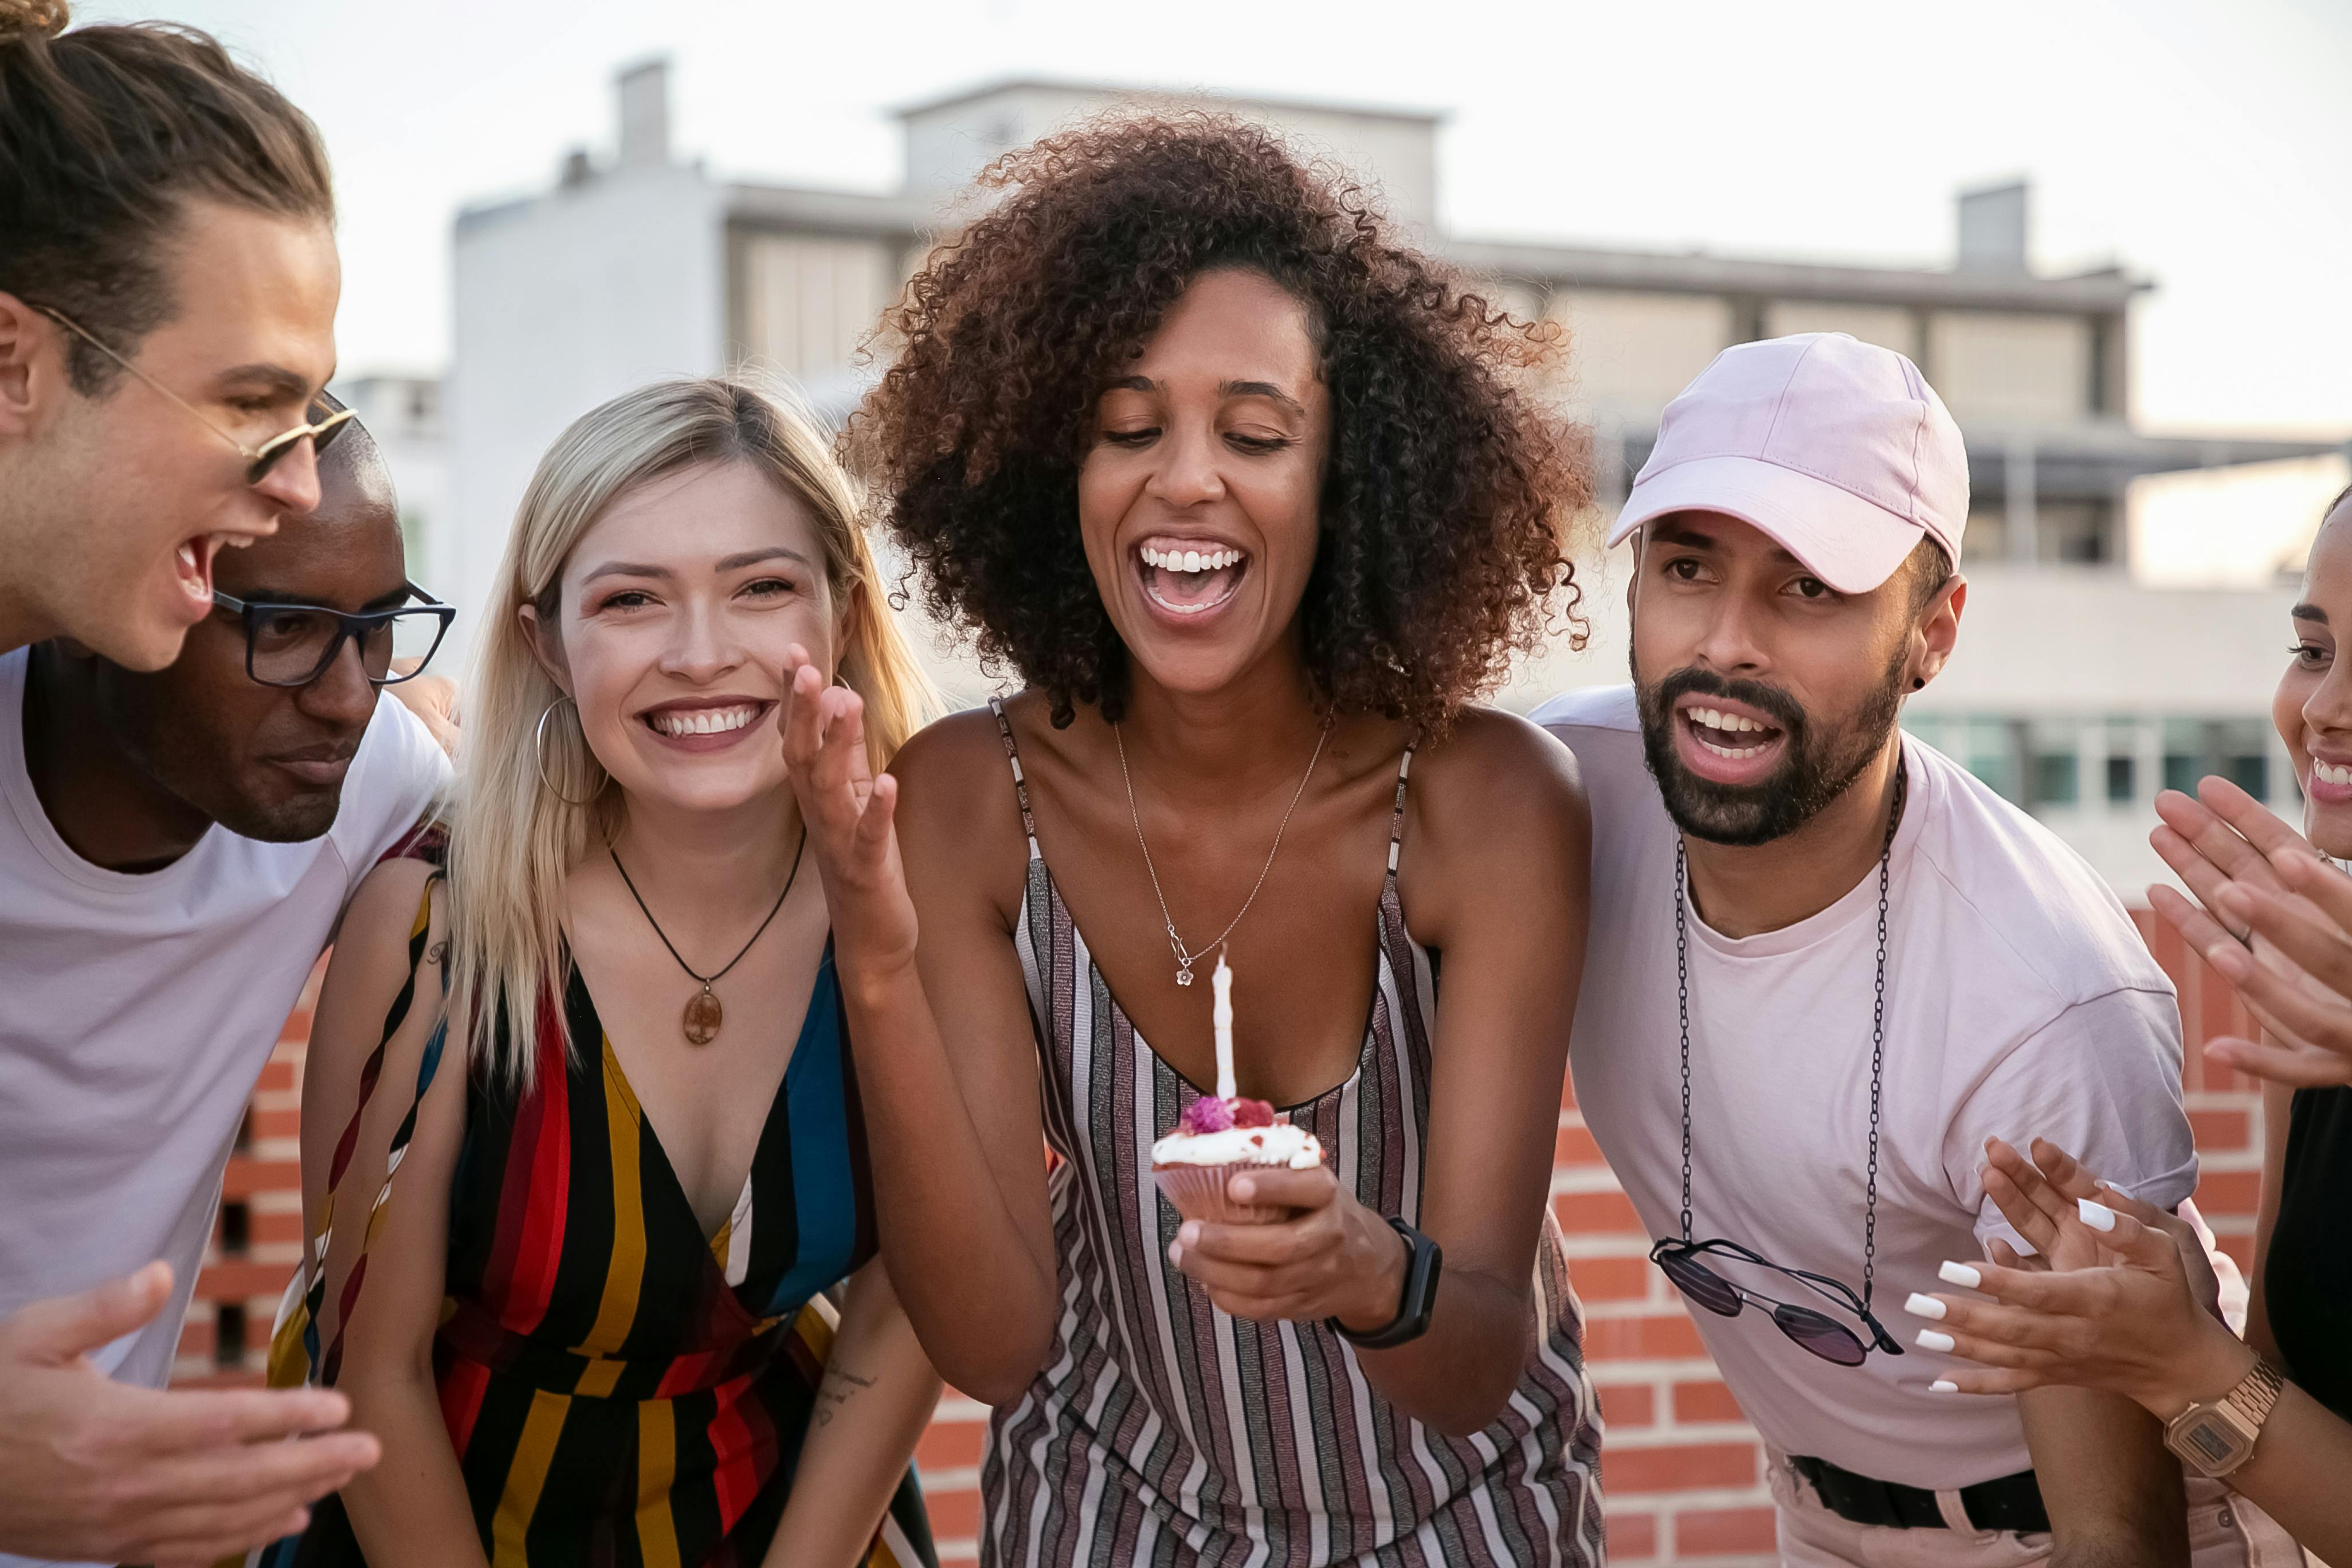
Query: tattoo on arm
813 1365 877 1426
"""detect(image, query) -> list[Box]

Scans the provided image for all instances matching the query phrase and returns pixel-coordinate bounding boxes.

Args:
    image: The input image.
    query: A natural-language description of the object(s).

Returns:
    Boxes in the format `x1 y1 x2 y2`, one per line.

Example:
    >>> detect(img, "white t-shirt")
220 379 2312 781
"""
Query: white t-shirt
1534 685 2196 1488
0 646 448 1398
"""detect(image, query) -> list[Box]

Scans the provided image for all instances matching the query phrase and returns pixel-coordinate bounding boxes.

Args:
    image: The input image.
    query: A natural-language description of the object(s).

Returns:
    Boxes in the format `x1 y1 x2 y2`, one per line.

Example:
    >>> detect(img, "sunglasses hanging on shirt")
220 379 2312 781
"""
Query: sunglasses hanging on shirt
1648 763 1911 1366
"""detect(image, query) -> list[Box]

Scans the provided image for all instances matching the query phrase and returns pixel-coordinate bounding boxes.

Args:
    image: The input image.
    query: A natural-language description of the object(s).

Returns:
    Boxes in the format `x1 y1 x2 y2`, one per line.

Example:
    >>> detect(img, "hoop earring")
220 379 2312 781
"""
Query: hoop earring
534 696 604 806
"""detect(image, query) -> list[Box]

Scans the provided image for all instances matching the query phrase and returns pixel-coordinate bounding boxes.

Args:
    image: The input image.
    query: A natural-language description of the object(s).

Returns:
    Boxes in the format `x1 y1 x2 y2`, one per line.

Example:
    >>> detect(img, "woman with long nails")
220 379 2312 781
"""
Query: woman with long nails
1907 484 2352 1564
779 117 1605 1564
278 379 944 1567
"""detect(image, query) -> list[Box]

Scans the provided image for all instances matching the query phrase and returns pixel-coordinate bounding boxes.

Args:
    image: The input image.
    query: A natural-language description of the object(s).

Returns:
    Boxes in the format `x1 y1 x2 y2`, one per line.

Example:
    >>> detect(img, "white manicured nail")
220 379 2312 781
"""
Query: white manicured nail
2078 1198 2118 1233
1904 1292 1947 1322
1939 1260 1983 1289
1916 1328 1955 1353
1930 1379 1959 1393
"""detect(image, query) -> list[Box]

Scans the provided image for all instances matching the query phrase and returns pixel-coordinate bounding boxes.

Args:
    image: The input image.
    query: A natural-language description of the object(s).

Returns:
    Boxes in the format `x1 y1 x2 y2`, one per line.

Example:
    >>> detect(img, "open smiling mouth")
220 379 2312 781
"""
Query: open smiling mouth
639 700 775 740
1136 540 1248 618
1680 703 1786 761
173 533 236 609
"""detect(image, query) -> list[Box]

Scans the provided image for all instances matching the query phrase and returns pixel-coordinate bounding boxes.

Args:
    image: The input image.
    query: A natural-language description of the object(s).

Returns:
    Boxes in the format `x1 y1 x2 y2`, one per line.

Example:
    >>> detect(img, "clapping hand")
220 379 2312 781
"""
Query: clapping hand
1975 1137 2221 1321
1907 1142 2253 1418
2151 777 2352 1087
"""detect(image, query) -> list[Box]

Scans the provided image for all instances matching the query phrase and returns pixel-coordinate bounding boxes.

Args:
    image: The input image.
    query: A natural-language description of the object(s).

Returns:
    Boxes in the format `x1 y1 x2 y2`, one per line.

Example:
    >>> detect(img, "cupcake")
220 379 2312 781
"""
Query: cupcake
1151 1092 1325 1225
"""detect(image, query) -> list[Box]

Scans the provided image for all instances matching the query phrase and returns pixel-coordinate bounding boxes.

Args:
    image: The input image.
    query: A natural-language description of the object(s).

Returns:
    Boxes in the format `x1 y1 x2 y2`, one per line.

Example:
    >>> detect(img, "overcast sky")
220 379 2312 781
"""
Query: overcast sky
87 0 2352 439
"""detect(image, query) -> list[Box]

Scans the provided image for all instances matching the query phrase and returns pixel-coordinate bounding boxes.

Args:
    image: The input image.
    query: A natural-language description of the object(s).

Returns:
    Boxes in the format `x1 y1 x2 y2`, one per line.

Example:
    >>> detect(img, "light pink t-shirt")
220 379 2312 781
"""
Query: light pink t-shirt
1535 684 2196 1488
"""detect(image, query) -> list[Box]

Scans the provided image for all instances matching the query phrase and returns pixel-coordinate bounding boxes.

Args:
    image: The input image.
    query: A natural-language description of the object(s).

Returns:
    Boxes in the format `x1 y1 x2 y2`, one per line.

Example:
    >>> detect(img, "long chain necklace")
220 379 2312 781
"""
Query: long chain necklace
1116 717 1331 987
611 831 805 1045
1675 762 1906 1311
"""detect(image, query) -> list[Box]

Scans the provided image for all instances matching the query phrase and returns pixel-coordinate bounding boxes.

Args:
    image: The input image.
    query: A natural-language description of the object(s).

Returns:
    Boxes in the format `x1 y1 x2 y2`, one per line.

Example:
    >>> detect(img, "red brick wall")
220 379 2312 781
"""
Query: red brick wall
189 914 2272 1563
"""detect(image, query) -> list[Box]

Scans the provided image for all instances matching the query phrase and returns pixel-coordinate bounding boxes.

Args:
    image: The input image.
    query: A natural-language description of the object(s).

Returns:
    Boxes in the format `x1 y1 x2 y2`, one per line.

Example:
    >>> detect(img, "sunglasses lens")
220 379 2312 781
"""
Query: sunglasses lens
1773 1304 1868 1366
1656 1252 1743 1318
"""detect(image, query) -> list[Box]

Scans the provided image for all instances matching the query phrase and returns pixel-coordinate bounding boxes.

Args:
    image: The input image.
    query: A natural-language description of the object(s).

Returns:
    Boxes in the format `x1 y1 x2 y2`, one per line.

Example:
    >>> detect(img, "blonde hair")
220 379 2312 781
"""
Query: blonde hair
448 375 938 1089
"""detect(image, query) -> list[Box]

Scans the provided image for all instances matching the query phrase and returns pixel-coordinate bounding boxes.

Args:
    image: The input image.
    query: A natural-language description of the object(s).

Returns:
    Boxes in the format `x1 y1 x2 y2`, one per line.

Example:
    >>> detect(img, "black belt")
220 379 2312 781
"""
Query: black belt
1790 1455 2051 1534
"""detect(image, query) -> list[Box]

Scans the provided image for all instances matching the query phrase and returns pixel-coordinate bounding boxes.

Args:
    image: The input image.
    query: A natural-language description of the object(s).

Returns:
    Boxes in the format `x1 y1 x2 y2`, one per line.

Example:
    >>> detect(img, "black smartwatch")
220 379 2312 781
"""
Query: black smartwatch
1329 1216 1442 1349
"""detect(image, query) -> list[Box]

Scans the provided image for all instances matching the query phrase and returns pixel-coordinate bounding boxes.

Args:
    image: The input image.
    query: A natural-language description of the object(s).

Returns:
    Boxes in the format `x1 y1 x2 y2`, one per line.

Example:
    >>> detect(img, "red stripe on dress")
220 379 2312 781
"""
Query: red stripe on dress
655 1349 717 1399
705 1374 763 1532
438 1353 492 1457
487 989 573 1334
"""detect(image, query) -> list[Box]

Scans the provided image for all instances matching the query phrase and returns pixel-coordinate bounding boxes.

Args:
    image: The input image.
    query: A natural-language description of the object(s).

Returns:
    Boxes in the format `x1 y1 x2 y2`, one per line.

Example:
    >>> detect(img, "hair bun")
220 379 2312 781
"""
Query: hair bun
0 0 70 42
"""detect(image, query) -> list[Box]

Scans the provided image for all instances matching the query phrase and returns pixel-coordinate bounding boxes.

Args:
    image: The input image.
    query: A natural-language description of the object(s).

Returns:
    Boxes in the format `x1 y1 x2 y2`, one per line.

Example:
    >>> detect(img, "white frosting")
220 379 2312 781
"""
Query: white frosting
1151 1119 1324 1170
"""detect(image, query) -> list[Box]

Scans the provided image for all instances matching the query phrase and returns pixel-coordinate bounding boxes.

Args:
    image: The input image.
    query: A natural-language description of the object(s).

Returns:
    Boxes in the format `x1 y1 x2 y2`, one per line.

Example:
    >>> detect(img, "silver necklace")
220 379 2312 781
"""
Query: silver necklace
1115 718 1331 986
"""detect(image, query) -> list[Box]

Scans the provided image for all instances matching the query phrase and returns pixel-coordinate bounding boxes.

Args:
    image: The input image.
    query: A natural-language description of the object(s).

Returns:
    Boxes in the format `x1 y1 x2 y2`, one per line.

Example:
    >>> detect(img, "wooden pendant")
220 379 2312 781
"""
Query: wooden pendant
683 984 723 1046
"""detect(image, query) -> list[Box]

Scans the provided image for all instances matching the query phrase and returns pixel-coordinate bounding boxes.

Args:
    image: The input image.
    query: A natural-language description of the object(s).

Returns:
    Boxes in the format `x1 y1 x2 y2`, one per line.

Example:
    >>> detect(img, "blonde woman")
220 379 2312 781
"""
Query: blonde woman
276 378 943 1567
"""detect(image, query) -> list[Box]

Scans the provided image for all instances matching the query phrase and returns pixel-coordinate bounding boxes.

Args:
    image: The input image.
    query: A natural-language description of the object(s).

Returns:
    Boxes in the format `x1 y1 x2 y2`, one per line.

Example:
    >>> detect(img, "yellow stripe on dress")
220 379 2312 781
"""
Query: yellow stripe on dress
490 1387 570 1568
635 1396 683 1568
571 1037 648 1387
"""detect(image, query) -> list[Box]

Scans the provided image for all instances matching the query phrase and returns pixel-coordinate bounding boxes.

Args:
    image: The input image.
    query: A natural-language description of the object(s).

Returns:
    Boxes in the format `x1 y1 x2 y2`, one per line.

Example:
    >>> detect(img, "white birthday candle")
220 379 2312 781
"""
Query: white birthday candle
1212 951 1236 1101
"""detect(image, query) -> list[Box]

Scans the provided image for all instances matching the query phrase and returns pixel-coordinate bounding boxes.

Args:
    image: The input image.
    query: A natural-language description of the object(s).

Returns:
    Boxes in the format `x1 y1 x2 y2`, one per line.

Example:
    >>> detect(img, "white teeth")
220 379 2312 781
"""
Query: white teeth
1140 545 1240 573
649 705 759 738
2316 761 2352 786
1687 706 1766 735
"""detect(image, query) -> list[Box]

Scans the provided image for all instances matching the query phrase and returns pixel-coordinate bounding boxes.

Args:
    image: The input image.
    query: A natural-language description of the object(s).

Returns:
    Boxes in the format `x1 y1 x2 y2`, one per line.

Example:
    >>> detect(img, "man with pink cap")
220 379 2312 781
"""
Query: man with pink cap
1535 334 2296 1565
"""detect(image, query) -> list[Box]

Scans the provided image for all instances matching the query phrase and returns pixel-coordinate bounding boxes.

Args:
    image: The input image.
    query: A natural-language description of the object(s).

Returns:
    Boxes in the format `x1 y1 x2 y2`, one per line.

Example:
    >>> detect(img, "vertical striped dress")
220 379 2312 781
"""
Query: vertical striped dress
983 703 1605 1566
284 940 937 1568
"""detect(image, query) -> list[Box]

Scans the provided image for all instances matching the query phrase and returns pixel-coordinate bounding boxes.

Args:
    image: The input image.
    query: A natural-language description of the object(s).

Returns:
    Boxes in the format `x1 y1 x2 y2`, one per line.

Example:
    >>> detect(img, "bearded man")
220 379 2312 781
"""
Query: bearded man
1535 334 2296 1567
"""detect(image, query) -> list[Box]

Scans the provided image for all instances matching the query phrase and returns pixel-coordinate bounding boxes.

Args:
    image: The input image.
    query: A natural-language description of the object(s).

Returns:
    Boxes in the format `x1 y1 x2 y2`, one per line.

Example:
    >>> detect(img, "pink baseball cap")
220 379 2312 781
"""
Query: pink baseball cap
1609 332 1968 594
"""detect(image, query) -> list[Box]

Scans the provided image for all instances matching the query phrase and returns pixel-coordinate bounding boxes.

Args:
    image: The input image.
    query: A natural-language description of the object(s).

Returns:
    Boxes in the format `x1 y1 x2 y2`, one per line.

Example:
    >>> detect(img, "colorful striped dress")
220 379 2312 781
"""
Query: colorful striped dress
287 940 937 1568
983 703 1605 1566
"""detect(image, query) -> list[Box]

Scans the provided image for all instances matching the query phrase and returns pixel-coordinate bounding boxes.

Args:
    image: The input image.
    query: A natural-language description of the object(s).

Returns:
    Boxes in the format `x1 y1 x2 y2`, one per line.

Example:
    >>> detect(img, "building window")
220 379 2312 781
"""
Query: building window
2162 719 2206 797
2028 719 2079 808
1927 311 2093 424
215 1302 248 1371
2106 754 2135 803
1544 290 1735 425
1962 718 2020 802
734 233 896 387
2031 752 2078 807
235 1107 254 1153
2218 719 2271 801
219 1201 250 1257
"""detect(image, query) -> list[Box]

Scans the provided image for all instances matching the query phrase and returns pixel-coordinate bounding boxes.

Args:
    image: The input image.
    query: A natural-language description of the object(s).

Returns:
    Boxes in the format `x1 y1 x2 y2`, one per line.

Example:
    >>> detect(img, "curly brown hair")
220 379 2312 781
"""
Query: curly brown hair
848 113 1591 733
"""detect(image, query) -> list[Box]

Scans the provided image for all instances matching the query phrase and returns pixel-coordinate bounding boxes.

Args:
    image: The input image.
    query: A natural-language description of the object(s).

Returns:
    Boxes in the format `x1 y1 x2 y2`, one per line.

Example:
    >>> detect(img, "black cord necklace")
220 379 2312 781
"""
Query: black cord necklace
1675 762 1906 1316
611 831 805 1045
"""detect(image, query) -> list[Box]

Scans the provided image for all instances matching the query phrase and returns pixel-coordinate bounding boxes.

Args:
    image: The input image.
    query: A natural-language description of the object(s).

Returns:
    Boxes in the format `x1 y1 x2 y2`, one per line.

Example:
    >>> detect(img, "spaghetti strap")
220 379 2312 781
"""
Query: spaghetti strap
1385 746 1414 883
987 697 1041 857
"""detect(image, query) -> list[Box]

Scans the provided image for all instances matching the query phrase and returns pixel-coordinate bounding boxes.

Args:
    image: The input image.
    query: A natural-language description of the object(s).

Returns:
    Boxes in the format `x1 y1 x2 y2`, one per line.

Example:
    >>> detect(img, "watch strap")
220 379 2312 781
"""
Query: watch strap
2223 1358 2285 1430
1328 1216 1442 1350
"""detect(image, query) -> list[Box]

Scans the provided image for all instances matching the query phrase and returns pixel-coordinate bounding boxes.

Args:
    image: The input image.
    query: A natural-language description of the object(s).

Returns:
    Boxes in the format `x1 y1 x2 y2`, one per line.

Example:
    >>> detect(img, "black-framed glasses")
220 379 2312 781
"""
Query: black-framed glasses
1651 1236 1906 1367
36 305 355 485
210 584 454 689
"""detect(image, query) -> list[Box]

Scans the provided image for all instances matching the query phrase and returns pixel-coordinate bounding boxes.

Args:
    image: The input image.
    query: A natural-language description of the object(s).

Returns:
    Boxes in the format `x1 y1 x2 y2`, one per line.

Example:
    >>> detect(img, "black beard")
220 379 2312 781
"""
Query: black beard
1633 653 1907 847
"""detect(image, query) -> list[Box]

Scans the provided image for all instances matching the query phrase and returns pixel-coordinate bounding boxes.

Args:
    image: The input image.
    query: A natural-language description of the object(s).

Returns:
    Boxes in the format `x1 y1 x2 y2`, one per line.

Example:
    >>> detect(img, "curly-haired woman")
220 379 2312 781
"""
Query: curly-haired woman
781 116 1606 1563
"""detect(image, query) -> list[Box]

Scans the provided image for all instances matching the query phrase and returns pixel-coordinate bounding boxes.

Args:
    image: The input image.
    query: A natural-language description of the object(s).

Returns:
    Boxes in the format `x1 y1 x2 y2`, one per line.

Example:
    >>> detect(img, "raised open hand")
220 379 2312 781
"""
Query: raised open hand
778 647 918 980
2151 777 2352 1087
0 1264 379 1566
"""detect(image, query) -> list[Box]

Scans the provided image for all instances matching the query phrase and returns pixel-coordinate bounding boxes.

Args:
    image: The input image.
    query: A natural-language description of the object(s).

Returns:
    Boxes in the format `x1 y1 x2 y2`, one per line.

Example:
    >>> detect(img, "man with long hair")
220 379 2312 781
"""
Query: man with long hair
0 420 448 1568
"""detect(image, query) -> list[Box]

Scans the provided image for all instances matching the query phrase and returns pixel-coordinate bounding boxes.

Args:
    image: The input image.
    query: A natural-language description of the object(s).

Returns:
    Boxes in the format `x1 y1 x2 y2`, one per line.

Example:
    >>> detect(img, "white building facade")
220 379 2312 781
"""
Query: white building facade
431 61 2347 895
